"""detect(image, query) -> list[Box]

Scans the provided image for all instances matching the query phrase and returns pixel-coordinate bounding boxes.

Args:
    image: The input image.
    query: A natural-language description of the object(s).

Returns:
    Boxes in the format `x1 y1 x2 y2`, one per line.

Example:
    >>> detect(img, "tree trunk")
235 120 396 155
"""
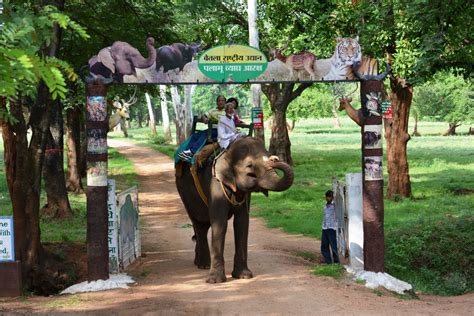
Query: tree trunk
145 92 157 135
262 83 312 164
442 123 460 136
288 119 296 132
159 85 172 141
385 77 412 199
270 109 293 164
23 81 51 287
42 98 72 218
184 85 196 138
332 99 342 128
248 0 264 143
412 111 421 136
2 98 29 279
170 85 186 144
66 107 83 193
137 115 143 128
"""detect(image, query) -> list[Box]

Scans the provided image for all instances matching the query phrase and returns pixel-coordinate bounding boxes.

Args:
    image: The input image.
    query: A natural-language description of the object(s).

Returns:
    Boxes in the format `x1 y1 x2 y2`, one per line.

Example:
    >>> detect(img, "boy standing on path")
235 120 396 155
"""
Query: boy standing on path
321 190 340 264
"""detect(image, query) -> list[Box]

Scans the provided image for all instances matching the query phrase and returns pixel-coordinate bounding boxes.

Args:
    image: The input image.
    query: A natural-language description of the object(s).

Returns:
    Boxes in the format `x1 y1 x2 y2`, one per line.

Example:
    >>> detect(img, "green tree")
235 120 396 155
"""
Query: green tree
1 3 88 293
352 0 473 198
413 71 473 135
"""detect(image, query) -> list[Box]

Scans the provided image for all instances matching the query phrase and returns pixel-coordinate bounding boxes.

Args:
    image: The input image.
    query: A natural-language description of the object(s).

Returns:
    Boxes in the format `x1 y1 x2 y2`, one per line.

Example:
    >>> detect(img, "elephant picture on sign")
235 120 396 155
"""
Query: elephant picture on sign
175 137 294 283
87 37 157 83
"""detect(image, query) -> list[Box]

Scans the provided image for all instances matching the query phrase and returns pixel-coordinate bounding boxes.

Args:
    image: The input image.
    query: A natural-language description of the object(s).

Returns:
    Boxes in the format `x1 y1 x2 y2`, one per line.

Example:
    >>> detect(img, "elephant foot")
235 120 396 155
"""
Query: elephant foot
206 270 227 283
232 268 253 279
194 258 210 269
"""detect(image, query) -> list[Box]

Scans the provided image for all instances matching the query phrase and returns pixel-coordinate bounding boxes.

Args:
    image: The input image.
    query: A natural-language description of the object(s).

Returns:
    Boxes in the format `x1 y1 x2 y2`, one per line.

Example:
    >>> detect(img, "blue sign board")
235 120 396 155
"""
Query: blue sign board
0 216 15 261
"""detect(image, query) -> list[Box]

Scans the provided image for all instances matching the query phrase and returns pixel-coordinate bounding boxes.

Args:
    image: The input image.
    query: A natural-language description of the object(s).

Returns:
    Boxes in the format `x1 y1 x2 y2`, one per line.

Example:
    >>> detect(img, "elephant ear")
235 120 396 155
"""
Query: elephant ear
213 151 237 192
98 47 115 74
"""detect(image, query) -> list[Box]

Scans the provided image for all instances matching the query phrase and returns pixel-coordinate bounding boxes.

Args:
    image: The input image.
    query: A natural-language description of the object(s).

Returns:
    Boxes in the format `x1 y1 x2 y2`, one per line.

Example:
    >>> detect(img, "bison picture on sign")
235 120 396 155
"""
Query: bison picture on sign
363 125 383 149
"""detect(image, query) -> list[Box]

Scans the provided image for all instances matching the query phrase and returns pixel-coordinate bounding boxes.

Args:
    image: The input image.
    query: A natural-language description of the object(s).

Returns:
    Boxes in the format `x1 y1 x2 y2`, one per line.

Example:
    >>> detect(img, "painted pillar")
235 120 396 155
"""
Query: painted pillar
85 83 109 281
360 80 385 272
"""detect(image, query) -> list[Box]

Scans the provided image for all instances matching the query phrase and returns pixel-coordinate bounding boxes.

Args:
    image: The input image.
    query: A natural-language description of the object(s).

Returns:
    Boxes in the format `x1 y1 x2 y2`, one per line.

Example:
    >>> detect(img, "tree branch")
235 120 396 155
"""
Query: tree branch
219 2 247 27
290 83 312 102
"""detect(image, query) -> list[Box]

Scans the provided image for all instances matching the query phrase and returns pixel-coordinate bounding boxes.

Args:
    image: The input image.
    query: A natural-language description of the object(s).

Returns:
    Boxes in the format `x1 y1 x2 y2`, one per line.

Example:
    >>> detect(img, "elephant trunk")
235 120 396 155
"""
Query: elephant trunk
258 161 294 192
135 37 156 69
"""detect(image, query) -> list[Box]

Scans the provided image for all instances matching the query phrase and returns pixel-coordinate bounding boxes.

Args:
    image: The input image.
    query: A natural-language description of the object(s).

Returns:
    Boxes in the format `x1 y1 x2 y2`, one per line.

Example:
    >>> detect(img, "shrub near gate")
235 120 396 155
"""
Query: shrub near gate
385 215 474 296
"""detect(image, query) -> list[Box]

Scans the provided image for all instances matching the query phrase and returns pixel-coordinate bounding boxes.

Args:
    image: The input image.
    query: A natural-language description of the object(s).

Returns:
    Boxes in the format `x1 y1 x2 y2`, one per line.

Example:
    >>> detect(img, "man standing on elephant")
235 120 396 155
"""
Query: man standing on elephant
321 190 340 264
217 102 244 149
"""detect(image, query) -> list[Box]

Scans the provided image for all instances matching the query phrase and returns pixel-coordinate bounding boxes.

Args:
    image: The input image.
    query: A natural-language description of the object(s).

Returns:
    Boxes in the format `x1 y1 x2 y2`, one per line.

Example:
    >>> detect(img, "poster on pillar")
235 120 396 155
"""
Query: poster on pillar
87 161 107 186
364 92 383 117
84 37 388 85
87 96 107 121
363 125 383 149
87 129 107 154
364 156 383 181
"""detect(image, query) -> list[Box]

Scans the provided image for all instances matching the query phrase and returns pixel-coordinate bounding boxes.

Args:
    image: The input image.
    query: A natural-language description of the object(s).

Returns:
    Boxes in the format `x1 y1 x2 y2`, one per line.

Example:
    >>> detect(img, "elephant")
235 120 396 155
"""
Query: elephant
175 137 294 283
87 37 156 83
156 43 200 73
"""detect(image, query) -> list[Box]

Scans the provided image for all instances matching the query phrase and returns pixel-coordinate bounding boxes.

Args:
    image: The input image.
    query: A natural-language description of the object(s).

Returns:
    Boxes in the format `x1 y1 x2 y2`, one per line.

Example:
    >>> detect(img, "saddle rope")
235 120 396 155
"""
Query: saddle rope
220 181 247 207
190 166 208 207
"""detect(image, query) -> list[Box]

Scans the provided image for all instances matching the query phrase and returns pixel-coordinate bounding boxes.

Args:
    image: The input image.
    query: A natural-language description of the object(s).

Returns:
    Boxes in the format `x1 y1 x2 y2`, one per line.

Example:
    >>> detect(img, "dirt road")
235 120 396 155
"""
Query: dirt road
1 139 473 315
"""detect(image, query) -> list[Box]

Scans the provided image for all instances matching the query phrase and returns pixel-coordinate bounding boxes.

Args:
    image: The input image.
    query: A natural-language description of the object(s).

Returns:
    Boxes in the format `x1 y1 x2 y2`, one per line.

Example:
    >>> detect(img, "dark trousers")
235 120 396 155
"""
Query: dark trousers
321 228 340 264
187 131 208 153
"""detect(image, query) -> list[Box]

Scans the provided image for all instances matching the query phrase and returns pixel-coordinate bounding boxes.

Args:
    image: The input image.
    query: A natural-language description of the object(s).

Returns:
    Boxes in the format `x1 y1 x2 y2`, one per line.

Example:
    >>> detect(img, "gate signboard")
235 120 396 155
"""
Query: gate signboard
198 44 268 82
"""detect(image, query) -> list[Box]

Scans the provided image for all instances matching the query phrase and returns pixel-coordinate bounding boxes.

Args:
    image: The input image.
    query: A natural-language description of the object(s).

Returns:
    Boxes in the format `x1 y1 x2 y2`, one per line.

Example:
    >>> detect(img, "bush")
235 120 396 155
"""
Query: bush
385 214 474 295
147 132 167 145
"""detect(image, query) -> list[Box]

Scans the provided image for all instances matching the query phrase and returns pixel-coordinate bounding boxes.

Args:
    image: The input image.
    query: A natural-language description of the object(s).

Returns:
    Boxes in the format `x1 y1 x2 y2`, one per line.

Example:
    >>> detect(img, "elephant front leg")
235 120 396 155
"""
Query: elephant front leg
207 213 228 283
231 207 253 279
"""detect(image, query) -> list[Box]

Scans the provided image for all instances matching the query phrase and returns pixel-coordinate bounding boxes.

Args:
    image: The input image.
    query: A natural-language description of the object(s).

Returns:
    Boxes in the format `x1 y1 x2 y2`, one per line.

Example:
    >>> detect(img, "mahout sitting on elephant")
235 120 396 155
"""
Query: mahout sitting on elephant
175 136 294 283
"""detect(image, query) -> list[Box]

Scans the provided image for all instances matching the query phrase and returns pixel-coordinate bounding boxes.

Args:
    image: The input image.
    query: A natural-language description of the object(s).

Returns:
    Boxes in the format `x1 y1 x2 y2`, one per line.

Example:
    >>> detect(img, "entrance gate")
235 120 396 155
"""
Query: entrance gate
84 37 389 280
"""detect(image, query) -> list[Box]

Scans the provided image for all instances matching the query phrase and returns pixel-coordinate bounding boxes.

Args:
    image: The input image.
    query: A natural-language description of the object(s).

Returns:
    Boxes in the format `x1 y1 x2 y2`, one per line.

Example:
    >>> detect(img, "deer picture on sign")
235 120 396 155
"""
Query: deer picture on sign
109 89 137 137
271 45 317 80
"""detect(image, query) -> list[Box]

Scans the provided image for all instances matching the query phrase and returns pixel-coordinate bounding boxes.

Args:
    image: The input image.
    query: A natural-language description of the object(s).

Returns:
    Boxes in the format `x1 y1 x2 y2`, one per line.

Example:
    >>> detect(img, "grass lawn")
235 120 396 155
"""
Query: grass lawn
121 118 473 295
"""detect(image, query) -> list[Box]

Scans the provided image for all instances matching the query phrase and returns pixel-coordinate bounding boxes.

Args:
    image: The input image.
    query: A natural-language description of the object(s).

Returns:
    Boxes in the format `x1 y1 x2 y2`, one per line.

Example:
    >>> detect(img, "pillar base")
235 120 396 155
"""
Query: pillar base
0 261 22 297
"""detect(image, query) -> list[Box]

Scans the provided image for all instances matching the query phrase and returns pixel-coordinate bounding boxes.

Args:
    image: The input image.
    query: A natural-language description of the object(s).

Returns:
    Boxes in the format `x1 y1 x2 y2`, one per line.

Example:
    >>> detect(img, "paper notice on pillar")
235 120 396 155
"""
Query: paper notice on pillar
0 216 15 262
87 161 107 186
364 156 383 181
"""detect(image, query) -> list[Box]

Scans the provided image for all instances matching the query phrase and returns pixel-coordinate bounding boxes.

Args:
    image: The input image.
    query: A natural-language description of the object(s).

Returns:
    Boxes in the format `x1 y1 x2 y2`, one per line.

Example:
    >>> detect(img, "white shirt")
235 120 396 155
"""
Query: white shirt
217 115 241 149
322 201 337 230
